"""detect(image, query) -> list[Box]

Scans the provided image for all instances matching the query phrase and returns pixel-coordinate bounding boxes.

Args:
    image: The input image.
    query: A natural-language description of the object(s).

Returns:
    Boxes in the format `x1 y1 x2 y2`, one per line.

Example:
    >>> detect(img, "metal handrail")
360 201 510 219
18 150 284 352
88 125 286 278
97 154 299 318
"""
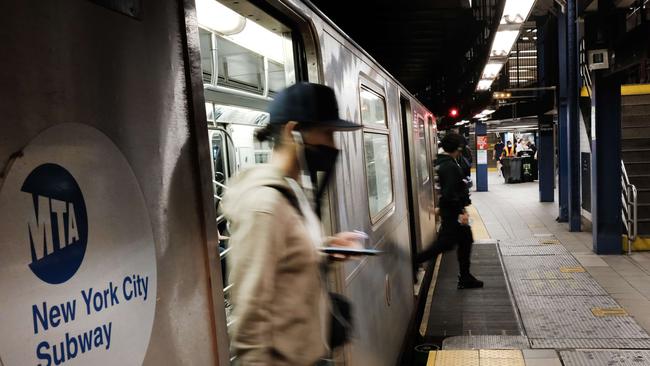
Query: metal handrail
621 160 639 254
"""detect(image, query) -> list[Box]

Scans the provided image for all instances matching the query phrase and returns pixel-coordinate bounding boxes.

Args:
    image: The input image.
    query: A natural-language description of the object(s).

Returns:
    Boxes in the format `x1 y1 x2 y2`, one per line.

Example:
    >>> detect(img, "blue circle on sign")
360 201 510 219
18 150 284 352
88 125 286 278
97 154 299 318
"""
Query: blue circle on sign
21 164 88 284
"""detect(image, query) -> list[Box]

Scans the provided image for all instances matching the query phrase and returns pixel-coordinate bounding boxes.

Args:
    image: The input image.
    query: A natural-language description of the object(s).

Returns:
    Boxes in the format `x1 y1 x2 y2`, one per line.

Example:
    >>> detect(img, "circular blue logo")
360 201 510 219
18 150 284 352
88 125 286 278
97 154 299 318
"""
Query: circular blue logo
21 164 88 284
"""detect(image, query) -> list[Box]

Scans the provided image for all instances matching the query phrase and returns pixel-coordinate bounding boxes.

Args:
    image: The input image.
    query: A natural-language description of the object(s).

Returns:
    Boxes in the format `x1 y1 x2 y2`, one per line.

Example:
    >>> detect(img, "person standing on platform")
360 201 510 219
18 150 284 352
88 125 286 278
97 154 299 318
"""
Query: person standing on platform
501 141 516 159
416 132 483 289
493 140 504 177
222 82 362 365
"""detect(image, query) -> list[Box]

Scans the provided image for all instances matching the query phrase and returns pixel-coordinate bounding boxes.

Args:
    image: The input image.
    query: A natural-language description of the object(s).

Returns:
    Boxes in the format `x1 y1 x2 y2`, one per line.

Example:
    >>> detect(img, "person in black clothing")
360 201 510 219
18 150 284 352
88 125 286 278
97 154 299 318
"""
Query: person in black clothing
416 133 483 289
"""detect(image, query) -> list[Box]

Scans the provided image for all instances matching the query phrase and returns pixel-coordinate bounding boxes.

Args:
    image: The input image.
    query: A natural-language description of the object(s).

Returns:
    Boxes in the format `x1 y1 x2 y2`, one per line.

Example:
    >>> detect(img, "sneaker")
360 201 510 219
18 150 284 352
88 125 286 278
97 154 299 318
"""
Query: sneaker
457 274 484 289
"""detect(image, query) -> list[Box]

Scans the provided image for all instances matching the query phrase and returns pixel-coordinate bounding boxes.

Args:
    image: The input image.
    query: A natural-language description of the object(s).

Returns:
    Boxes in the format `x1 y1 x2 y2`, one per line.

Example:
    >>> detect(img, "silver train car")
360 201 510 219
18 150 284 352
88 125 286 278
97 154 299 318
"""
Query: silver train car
0 0 437 365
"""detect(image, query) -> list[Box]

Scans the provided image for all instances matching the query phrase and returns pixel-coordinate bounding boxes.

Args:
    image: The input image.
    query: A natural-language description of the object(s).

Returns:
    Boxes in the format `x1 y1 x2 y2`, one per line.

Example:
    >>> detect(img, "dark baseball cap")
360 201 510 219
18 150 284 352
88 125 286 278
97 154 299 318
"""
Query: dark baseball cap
268 82 361 131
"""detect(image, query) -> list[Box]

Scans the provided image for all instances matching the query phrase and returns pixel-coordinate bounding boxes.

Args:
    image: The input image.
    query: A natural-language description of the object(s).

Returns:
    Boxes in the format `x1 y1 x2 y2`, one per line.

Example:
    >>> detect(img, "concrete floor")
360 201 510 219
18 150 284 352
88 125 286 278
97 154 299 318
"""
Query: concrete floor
471 173 650 336
424 173 650 365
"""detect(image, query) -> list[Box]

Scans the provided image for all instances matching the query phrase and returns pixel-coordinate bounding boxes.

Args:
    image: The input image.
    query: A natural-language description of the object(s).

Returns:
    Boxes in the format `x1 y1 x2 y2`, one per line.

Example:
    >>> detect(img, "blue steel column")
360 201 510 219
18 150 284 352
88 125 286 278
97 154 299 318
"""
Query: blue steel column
591 73 622 254
475 121 488 192
539 116 555 201
557 5 569 221
567 0 582 231
537 16 555 202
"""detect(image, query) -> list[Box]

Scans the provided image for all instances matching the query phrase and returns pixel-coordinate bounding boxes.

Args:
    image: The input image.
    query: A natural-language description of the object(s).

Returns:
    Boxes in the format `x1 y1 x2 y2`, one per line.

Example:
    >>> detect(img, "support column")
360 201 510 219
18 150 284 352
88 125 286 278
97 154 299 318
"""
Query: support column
475 121 488 192
591 73 622 254
539 116 555 202
557 5 569 221
567 0 582 231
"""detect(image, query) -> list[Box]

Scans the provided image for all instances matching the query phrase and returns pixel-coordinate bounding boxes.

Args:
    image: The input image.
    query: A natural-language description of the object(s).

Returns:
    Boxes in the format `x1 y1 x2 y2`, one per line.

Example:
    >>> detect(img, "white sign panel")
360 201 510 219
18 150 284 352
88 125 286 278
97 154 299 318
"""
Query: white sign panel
0 124 157 366
477 150 488 165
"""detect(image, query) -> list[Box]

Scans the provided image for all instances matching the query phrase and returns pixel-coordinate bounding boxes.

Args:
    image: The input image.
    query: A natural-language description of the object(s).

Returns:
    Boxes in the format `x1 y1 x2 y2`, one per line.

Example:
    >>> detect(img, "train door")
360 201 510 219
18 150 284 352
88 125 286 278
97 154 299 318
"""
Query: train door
401 98 436 258
426 115 438 225
400 97 421 261
415 113 436 253
195 0 314 362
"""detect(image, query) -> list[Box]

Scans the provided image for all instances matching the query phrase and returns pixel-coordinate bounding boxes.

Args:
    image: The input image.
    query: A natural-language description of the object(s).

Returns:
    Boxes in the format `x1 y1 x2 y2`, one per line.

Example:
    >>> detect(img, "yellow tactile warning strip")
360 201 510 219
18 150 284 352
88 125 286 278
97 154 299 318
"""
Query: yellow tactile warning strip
559 266 586 273
592 307 629 317
428 350 525 366
541 239 560 245
426 351 437 366
466 205 490 240
435 350 479 366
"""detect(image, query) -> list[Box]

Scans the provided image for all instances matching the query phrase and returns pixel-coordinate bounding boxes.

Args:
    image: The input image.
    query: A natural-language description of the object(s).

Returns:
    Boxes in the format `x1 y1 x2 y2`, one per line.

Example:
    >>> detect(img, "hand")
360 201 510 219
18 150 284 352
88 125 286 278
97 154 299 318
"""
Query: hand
325 232 365 261
458 213 470 225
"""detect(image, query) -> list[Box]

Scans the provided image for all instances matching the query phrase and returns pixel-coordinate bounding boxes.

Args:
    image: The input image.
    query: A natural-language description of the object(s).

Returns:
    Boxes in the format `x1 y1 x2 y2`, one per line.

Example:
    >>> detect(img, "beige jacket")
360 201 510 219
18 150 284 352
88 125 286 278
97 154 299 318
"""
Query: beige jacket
222 165 327 366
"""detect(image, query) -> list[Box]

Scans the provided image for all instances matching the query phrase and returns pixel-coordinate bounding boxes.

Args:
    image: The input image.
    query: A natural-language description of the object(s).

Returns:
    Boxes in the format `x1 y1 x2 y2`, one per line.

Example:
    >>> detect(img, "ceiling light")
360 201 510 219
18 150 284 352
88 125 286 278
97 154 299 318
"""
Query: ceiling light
482 109 496 115
197 0 285 63
477 79 494 91
491 30 520 57
501 0 537 25
482 62 504 79
196 0 246 35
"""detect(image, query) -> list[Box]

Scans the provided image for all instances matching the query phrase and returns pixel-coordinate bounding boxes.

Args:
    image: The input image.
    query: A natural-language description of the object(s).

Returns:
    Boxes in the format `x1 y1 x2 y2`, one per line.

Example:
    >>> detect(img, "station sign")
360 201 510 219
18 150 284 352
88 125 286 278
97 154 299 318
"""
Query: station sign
0 124 157 366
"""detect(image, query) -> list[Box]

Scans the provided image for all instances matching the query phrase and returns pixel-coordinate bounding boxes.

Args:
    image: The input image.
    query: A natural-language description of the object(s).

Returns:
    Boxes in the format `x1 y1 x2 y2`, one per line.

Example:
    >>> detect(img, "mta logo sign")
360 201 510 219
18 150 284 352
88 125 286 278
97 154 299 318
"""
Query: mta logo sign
21 164 88 284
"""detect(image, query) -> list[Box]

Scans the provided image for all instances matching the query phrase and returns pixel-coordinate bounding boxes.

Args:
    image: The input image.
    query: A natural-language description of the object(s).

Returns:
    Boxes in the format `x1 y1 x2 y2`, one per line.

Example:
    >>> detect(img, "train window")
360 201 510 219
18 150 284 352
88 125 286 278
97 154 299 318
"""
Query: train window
216 37 265 93
360 89 387 125
205 102 214 122
364 133 393 217
360 85 393 221
417 117 430 184
197 0 294 96
199 28 214 83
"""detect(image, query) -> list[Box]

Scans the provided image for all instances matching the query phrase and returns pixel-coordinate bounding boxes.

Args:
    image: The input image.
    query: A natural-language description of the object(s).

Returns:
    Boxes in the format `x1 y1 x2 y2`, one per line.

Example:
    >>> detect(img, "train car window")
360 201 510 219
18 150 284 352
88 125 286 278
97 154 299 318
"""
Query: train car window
216 37 266 94
199 28 214 83
360 89 387 125
364 133 393 217
205 102 214 122
359 85 393 221
417 117 430 184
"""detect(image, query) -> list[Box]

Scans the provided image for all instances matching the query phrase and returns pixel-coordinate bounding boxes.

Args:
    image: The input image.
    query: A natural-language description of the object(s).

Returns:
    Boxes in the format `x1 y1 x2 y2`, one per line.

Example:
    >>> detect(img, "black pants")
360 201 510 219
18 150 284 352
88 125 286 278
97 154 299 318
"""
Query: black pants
415 216 474 277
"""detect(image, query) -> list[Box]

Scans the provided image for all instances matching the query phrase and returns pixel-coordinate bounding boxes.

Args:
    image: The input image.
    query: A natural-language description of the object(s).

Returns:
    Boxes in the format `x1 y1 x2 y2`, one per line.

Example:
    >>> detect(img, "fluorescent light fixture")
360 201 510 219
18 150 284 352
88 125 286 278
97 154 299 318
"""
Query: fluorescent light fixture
482 109 496 115
197 0 285 63
501 0 536 25
482 62 504 79
491 30 520 57
196 0 246 35
477 79 494 91
479 117 489 121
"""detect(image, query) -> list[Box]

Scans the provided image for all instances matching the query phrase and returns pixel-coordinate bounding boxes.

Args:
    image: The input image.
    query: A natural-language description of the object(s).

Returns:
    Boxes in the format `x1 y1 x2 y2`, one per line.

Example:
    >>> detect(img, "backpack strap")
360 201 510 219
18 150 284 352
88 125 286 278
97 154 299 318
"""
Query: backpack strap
264 183 303 217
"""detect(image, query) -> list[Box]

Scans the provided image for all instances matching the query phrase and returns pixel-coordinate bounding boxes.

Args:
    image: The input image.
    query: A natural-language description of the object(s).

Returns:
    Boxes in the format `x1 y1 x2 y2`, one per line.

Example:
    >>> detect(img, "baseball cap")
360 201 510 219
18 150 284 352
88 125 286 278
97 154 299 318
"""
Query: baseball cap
268 82 361 130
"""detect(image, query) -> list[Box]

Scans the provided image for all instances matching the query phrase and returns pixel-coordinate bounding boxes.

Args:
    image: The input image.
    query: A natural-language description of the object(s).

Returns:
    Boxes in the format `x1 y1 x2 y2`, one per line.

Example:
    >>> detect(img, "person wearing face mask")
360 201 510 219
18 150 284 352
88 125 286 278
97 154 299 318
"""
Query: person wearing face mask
222 82 362 366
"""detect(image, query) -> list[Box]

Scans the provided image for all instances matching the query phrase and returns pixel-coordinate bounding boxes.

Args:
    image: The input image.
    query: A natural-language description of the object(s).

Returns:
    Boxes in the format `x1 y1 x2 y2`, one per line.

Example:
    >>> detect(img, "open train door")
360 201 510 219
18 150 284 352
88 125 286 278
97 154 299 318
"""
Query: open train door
400 97 436 265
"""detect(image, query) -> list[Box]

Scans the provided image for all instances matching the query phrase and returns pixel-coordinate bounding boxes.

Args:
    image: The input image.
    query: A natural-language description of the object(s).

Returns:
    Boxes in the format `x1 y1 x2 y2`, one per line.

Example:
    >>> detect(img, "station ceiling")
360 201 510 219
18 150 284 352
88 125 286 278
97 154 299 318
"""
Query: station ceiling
309 0 557 122
309 0 477 114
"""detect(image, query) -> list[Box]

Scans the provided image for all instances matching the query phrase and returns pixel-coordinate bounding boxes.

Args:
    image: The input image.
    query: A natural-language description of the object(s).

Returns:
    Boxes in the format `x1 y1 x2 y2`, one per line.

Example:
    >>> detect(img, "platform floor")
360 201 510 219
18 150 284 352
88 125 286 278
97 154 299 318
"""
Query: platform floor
422 173 650 365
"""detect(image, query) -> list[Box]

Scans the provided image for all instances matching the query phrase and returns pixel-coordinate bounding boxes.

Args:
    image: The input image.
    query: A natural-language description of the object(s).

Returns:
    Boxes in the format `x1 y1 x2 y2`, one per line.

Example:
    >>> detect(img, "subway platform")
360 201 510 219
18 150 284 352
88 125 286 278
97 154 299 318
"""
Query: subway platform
419 173 650 366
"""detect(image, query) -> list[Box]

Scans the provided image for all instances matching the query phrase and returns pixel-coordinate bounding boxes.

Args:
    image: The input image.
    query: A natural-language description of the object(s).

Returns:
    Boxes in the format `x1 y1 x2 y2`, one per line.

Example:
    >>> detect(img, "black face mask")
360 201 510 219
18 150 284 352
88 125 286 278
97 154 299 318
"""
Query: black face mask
303 143 340 217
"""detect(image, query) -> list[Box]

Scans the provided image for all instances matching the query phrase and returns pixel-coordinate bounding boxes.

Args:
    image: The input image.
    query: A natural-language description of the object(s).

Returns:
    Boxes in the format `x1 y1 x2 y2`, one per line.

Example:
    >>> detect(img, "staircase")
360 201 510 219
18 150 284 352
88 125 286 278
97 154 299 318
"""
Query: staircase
622 93 650 236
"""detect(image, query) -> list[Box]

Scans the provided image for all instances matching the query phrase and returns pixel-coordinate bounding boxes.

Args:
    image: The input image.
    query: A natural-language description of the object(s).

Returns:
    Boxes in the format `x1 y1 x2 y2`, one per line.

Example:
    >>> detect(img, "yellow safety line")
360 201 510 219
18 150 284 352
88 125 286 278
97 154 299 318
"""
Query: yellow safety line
581 83 650 97
622 83 650 95
419 254 443 336
466 205 490 240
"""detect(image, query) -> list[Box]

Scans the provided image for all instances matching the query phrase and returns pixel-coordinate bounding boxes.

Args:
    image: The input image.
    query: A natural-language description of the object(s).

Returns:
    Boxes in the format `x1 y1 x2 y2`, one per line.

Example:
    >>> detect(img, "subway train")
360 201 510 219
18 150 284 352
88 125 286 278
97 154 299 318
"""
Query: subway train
0 0 437 365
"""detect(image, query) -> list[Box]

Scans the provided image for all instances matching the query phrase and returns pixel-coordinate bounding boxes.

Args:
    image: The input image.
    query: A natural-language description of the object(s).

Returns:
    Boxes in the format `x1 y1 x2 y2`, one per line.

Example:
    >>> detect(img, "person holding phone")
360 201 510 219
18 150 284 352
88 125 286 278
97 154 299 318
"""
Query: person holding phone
222 83 362 365
415 132 483 289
